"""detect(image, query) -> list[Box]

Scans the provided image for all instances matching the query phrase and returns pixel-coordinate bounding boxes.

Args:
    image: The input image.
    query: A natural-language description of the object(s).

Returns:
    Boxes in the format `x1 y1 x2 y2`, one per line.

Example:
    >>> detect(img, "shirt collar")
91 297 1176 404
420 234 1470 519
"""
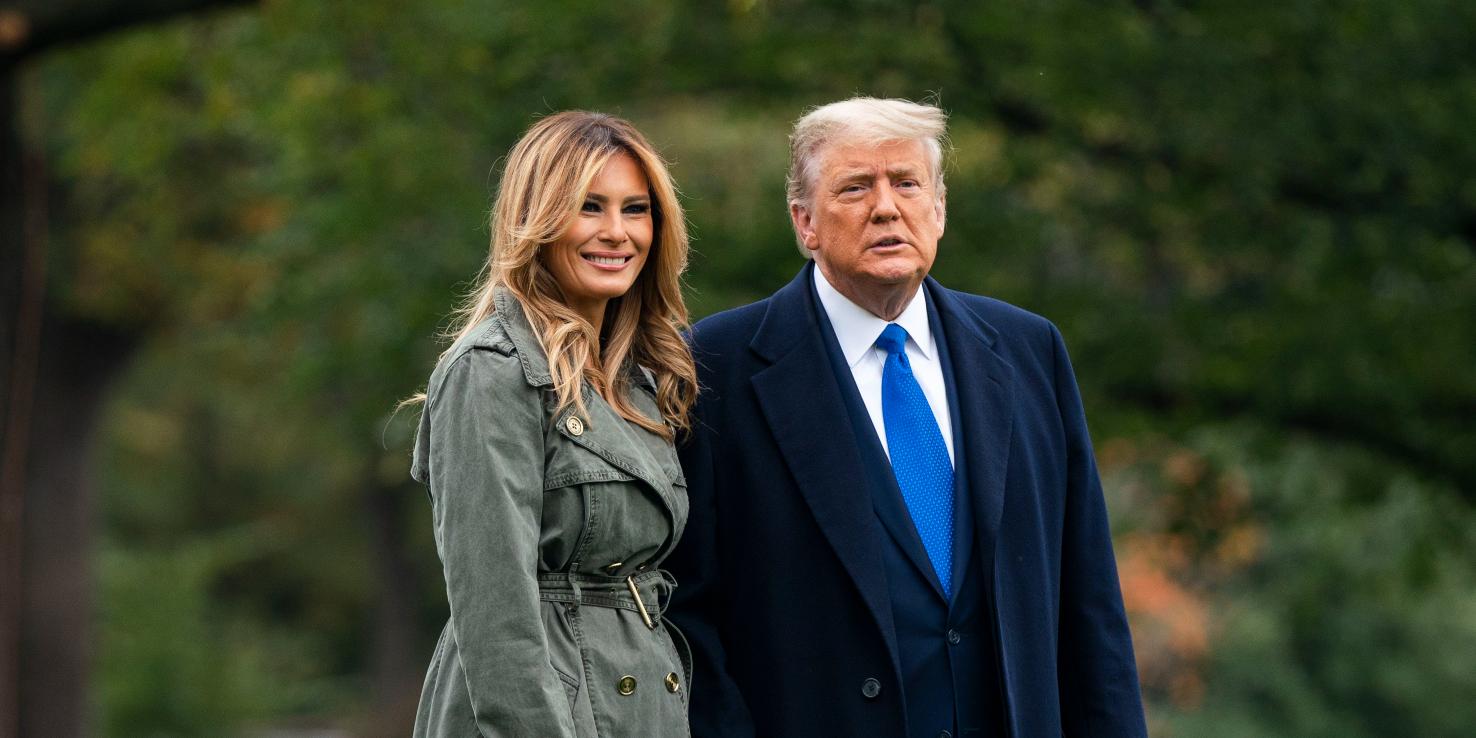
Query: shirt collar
812 264 934 368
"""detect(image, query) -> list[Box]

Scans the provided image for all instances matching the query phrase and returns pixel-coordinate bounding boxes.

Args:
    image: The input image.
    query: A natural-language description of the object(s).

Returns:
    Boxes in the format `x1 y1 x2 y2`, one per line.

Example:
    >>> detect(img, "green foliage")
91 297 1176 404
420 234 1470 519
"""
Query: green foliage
1132 426 1476 737
96 528 340 736
22 0 1476 734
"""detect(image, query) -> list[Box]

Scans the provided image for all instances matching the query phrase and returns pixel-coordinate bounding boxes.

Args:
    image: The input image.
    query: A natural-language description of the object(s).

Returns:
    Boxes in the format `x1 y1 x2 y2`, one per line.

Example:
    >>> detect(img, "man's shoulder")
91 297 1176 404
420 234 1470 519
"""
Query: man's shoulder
689 297 773 350
936 284 1057 340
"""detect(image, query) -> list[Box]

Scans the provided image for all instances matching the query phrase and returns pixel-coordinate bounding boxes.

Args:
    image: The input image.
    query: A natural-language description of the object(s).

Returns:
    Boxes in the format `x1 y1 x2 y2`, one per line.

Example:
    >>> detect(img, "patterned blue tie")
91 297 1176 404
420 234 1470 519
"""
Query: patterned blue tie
876 323 955 597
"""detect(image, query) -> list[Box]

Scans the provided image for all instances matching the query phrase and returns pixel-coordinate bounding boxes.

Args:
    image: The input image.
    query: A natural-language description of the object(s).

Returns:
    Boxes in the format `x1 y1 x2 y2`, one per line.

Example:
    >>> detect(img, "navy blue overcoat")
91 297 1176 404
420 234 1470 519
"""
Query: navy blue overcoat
666 264 1147 738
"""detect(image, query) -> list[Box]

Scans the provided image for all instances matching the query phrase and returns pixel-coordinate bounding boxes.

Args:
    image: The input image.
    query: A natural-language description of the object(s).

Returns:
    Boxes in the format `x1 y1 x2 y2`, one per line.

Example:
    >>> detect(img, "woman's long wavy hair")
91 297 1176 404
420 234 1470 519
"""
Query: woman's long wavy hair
445 111 696 438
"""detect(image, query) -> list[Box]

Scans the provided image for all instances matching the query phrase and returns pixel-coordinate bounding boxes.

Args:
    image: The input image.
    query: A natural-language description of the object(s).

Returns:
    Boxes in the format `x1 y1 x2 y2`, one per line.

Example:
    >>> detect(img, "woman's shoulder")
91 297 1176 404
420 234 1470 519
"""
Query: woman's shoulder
423 315 533 405
445 315 513 362
410 314 541 484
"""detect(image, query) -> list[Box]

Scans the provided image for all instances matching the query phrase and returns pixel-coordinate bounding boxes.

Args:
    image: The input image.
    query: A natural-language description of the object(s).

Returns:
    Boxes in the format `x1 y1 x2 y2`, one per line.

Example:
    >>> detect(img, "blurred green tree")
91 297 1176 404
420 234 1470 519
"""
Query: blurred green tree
1 3 253 735
11 0 1475 735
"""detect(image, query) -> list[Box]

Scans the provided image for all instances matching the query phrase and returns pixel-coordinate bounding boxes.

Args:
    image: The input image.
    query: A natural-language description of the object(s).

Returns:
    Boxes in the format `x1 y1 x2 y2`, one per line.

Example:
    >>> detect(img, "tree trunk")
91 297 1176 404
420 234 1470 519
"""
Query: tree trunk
17 316 134 738
0 61 32 738
0 5 256 735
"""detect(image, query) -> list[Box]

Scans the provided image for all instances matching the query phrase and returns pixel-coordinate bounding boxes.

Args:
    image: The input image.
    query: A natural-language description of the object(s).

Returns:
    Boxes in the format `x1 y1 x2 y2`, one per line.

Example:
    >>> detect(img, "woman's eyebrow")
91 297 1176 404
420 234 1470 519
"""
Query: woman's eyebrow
585 193 650 203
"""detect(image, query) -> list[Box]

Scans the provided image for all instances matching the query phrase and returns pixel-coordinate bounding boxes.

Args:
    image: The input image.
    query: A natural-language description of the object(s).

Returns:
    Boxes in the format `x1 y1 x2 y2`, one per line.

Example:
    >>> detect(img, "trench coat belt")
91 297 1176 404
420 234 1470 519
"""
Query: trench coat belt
537 570 677 629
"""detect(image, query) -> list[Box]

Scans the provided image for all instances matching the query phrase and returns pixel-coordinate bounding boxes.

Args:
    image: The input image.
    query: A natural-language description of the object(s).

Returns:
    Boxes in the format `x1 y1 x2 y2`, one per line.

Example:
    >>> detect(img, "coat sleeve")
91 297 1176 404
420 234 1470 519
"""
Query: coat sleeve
1049 324 1149 738
426 350 576 738
668 372 758 738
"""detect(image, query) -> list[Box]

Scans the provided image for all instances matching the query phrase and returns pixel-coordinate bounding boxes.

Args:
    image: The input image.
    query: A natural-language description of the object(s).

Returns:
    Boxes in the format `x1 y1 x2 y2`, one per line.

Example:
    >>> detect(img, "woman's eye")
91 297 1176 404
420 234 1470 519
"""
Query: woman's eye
624 203 651 215
581 201 601 213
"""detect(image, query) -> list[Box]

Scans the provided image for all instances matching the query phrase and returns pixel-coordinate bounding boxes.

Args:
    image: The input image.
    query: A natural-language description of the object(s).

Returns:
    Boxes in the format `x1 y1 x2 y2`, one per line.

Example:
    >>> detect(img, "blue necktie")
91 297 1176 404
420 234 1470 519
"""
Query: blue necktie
876 323 955 596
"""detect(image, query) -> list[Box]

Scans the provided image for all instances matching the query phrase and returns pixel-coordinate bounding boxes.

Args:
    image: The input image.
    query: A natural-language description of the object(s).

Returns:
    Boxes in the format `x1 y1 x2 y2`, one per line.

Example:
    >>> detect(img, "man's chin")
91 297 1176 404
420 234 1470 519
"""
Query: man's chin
860 261 928 286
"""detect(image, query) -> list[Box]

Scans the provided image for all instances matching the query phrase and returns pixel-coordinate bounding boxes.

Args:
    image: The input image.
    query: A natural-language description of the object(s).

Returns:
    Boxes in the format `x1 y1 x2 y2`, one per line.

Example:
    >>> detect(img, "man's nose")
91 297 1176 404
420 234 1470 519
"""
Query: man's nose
871 183 901 222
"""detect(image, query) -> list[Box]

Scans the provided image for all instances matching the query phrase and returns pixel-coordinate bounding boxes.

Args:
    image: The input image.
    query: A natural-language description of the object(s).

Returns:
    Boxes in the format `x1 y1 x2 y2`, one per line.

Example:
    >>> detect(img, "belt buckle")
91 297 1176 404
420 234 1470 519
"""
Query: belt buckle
626 575 656 630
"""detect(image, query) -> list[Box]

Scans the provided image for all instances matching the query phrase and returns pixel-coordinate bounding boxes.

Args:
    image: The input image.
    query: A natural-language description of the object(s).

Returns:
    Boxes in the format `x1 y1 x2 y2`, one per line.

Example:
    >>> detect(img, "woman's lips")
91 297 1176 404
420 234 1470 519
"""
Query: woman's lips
583 253 633 271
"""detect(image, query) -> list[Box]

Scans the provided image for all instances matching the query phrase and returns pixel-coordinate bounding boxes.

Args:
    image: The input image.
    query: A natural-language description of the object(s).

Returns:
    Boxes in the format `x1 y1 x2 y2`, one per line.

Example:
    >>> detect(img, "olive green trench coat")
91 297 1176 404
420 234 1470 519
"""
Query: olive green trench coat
410 289 691 738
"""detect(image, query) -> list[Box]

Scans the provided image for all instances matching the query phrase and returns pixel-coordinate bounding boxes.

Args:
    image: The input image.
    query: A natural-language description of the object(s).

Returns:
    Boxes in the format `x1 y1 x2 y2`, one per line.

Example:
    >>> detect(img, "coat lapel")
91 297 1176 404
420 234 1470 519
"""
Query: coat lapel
554 396 682 514
924 287 974 601
818 291 947 602
928 280 1015 575
749 265 899 662
493 286 685 551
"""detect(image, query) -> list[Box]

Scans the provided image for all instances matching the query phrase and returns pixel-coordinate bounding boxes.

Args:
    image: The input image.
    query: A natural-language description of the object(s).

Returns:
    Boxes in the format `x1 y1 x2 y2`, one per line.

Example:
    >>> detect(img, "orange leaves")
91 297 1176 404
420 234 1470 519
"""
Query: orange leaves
1099 435 1264 709
1119 533 1210 707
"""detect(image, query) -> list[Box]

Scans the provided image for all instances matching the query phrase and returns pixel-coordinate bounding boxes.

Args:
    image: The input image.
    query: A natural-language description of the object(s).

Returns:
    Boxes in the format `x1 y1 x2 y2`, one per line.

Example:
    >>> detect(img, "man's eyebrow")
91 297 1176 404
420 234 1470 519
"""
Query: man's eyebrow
831 168 874 182
830 164 924 181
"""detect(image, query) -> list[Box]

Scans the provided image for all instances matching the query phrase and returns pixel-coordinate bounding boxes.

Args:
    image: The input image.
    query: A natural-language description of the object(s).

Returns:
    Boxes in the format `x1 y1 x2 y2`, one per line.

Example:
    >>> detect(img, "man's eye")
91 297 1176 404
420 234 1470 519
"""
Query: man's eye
897 179 920 189
842 184 866 193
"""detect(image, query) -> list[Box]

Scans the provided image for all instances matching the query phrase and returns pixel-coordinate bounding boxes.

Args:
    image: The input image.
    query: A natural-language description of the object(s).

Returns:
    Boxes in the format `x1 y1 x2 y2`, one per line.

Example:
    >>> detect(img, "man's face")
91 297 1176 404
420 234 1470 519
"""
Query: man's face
791 138 944 306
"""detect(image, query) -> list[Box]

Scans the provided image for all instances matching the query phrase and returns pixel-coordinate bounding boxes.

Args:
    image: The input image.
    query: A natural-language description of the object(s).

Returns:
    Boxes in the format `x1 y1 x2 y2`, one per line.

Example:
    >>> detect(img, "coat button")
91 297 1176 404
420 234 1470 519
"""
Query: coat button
565 415 585 436
616 675 637 695
860 677 881 700
665 672 681 693
947 629 962 645
938 732 953 738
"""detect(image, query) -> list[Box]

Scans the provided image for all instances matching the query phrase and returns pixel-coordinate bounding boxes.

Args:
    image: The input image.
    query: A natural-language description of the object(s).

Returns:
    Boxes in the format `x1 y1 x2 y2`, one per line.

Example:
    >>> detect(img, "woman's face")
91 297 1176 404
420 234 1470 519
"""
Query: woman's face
543 152 654 329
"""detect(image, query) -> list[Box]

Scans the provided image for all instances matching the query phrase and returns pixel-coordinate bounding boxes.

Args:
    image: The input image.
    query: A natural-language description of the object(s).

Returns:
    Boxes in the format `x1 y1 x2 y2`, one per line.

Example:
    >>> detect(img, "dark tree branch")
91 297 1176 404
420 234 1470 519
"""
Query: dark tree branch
0 0 254 61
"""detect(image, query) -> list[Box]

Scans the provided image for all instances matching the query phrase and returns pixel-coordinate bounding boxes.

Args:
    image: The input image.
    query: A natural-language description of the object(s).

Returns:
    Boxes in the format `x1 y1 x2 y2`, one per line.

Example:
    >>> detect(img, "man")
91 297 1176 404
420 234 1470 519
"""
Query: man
667 98 1147 738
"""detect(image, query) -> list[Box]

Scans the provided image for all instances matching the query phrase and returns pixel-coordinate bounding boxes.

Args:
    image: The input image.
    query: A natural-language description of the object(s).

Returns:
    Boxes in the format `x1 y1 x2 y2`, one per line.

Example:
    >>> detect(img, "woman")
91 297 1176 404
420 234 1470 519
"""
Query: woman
409 111 697 738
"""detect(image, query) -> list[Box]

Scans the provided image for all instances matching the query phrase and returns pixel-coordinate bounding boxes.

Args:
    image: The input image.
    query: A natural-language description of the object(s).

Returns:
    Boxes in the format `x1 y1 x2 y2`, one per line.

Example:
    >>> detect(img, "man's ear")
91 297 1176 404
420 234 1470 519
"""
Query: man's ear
790 202 819 251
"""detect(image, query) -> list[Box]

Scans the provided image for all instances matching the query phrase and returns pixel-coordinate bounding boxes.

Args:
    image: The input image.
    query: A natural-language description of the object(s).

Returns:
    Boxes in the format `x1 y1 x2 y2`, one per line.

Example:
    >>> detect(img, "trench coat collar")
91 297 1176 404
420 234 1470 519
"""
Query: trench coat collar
492 286 681 502
492 286 555 388
491 286 660 395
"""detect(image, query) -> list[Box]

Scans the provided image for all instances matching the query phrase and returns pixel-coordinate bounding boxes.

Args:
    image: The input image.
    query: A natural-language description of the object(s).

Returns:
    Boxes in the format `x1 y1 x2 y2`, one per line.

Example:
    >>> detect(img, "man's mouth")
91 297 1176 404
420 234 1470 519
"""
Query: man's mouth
872 237 906 248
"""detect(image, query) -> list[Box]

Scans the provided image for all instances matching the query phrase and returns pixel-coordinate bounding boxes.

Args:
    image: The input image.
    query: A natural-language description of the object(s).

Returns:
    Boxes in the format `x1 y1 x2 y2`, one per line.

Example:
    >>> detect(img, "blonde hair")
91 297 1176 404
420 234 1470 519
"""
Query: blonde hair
786 97 949 254
445 111 696 438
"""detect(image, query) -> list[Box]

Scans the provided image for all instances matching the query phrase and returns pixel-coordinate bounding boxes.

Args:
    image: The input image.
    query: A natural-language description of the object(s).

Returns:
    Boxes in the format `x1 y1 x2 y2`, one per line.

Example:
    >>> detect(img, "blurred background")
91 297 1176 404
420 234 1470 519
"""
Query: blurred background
2 1 1474 736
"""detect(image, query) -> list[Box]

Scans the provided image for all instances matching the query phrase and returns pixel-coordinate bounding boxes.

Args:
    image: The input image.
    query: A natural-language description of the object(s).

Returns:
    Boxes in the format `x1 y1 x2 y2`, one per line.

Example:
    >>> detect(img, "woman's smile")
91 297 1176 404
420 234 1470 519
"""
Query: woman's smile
582 252 636 270
542 152 655 331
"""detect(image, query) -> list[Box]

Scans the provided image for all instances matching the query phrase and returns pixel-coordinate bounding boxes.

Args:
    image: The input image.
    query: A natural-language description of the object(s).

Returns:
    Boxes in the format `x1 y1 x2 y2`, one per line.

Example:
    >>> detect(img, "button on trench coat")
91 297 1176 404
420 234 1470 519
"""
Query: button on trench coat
410 289 692 738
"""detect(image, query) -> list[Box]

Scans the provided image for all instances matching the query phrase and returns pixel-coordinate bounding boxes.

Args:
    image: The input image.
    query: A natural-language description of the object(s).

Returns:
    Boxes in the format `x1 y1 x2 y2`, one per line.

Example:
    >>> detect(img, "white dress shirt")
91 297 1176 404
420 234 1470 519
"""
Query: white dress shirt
813 266 955 465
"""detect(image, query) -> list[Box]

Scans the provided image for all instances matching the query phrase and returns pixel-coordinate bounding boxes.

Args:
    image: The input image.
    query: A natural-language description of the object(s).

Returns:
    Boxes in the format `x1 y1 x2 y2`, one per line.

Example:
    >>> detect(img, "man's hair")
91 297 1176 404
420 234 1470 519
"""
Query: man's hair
786 97 948 252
